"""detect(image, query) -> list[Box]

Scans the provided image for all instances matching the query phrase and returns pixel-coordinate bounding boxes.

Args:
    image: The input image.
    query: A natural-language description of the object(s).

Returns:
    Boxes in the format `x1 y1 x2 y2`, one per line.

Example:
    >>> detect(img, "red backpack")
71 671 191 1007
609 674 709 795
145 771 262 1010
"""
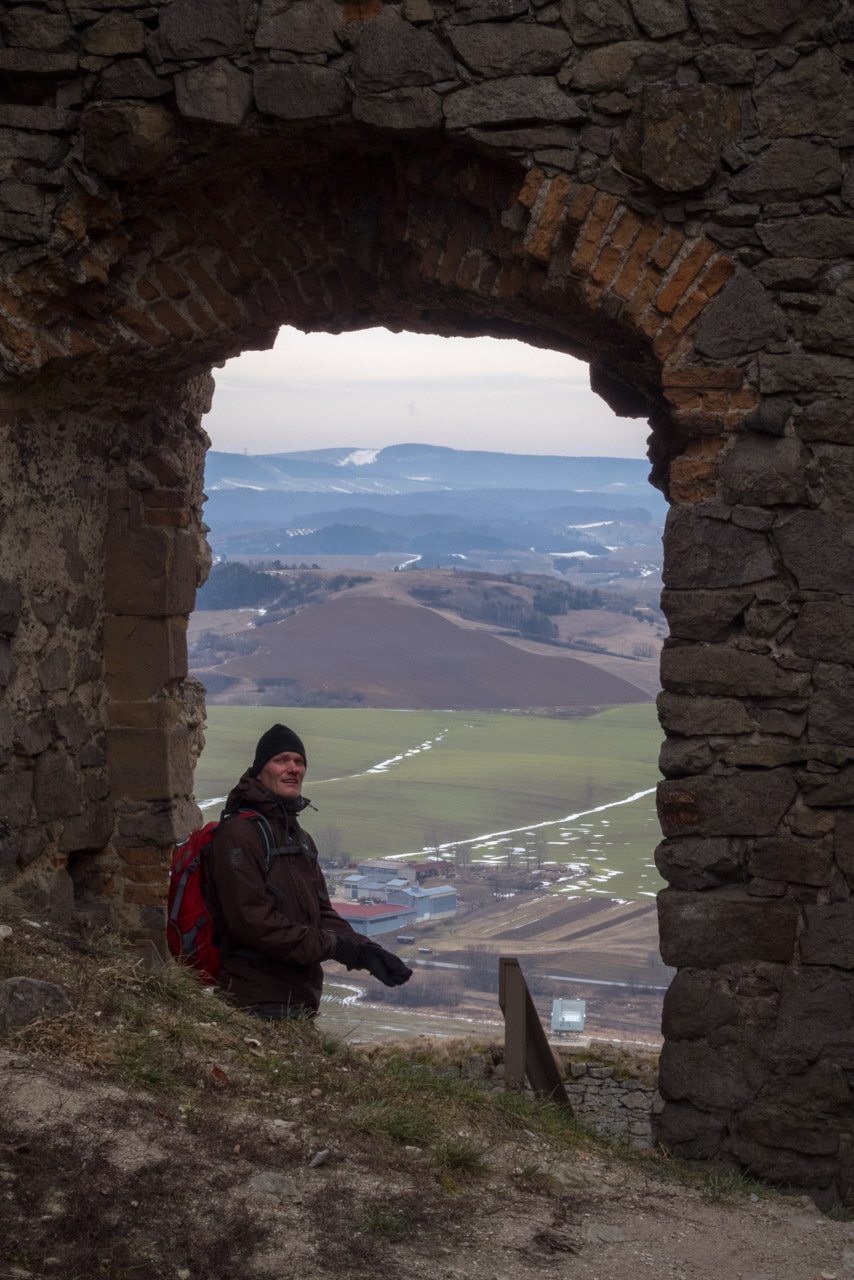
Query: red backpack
166 810 273 983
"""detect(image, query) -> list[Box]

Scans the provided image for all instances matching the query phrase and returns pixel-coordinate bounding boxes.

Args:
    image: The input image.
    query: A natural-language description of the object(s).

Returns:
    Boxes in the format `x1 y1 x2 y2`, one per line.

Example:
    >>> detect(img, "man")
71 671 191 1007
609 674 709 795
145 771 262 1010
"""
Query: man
205 723 412 1018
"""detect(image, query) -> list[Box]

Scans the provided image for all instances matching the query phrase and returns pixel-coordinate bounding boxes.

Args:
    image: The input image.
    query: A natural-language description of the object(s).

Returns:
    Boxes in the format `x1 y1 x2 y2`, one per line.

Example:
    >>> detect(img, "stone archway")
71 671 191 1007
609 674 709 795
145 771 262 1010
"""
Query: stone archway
2 0 854 1196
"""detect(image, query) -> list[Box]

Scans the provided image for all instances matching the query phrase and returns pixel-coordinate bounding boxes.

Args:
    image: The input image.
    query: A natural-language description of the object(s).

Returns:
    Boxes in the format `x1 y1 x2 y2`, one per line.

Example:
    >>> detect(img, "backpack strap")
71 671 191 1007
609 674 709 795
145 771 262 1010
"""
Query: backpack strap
216 809 290 959
221 808 277 873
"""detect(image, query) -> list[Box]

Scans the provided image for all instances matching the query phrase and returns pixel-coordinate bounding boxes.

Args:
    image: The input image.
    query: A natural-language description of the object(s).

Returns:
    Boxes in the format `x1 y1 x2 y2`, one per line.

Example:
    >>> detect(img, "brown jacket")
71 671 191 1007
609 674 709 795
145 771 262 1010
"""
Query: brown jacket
205 773 365 1014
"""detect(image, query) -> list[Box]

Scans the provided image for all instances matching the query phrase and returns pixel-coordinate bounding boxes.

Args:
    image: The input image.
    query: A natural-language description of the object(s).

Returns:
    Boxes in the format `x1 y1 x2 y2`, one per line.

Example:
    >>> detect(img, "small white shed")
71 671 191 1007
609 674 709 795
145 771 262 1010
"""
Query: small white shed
551 998 586 1034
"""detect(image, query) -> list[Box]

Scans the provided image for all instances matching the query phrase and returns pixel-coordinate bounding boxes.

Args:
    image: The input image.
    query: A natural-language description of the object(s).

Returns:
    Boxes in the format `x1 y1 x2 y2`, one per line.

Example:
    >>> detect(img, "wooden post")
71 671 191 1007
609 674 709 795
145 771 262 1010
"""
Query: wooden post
499 955 571 1108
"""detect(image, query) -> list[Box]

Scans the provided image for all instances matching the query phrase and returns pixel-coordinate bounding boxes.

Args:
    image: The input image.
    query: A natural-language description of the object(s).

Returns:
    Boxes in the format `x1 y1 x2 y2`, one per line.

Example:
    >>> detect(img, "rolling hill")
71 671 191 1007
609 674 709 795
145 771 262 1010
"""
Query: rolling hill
193 593 651 710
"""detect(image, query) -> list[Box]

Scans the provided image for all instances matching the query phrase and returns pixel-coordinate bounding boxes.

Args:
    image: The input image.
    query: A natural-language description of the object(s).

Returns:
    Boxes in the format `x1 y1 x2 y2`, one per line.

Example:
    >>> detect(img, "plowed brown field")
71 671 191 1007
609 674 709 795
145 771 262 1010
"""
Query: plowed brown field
223 596 650 709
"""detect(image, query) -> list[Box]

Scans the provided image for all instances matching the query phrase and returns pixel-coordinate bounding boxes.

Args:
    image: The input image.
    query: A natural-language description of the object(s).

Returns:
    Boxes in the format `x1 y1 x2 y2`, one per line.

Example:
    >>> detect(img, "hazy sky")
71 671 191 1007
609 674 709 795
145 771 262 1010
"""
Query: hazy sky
204 326 651 458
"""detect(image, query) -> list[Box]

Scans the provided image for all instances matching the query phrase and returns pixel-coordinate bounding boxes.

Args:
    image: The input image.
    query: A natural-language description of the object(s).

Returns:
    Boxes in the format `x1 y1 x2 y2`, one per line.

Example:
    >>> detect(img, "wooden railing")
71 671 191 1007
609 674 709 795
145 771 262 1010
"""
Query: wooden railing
498 955 571 1109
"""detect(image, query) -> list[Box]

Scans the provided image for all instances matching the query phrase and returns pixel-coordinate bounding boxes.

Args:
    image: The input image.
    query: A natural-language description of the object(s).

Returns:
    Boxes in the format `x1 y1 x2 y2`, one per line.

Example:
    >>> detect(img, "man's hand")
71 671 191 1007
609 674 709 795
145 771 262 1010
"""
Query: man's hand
360 943 413 987
331 936 412 986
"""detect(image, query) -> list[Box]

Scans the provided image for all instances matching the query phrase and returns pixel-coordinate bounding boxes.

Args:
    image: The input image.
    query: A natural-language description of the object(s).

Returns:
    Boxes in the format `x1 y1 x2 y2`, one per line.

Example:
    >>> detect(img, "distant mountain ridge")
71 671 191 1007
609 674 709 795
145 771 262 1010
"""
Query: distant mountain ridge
203 443 665 582
206 443 655 497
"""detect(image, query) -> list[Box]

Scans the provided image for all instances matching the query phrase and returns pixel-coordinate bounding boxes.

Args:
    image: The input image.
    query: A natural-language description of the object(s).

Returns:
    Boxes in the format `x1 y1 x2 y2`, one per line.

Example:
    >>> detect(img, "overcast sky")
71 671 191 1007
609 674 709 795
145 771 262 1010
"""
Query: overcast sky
204 326 651 459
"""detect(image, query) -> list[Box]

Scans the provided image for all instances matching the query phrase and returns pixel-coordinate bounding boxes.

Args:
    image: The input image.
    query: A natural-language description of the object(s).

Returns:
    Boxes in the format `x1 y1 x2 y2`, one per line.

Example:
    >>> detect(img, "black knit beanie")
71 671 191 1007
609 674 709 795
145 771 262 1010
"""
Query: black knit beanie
251 724 307 775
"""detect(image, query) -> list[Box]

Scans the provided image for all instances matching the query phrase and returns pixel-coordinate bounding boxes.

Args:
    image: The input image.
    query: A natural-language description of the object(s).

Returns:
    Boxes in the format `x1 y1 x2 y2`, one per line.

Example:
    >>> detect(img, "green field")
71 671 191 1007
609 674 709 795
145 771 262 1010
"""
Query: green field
194 705 664 899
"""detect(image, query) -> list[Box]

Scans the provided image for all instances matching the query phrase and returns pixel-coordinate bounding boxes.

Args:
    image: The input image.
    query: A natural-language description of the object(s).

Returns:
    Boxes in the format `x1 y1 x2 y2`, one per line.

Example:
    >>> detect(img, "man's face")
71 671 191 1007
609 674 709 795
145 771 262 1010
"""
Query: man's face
257 751 306 800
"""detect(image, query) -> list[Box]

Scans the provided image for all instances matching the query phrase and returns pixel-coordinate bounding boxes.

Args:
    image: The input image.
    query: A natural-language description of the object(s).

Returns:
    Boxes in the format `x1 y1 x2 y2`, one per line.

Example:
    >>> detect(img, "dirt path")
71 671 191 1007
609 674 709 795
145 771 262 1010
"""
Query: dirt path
2 1048 851 1280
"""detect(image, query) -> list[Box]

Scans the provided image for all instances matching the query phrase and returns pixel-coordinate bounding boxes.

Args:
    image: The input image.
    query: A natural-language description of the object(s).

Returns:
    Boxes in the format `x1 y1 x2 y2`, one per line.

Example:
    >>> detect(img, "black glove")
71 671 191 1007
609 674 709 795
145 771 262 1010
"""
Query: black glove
330 934 364 970
360 943 413 988
330 935 412 986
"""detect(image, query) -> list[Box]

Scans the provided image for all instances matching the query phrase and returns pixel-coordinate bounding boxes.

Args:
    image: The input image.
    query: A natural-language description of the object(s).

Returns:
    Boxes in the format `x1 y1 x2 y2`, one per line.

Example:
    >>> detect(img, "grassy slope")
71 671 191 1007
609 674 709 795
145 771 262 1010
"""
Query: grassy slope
194 705 662 889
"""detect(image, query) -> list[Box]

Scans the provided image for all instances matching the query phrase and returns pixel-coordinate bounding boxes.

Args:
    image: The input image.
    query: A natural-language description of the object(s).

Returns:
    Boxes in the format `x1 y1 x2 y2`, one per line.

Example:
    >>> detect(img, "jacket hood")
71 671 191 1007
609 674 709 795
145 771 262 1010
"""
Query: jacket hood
225 771 311 821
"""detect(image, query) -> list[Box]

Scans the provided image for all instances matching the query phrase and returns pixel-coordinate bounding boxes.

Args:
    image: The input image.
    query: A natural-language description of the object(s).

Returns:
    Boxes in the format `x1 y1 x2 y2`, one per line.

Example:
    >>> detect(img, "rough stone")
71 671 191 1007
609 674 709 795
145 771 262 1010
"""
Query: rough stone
447 0 528 20
660 588 755 640
758 215 854 259
794 400 854 446
657 690 753 735
803 298 854 359
694 270 785 361
0 8 74 52
0 977 71 1035
687 0 817 37
718 435 808 507
801 904 854 968
792 601 854 665
836 812 854 884
33 751 81 823
808 664 854 750
655 836 740 889
695 44 754 84
254 64 350 120
755 50 854 140
445 78 586 130
353 89 443 133
107 726 194 802
731 140 842 202
773 966 854 1063
622 83 724 192
82 15 145 57
115 796 201 847
5 771 33 828
776 511 854 594
661 644 806 698
659 1038 766 1110
569 43 637 92
657 771 798 838
628 0 688 36
662 510 775 589
159 0 249 60
175 60 253 128
449 24 571 78
659 736 715 777
256 0 340 53
658 887 798 966
0 638 14 690
57 804 115 855
98 60 173 101
561 0 639 44
246 1170 298 1199
352 9 455 91
103 525 199 617
38 649 71 694
748 838 833 887
80 101 176 181
0 582 21 636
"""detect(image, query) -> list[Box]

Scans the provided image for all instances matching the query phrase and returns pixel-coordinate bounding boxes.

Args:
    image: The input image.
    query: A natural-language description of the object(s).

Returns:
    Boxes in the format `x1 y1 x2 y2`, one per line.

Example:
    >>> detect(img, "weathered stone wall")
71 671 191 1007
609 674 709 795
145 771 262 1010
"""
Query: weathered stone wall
566 1061 656 1149
1 0 854 1194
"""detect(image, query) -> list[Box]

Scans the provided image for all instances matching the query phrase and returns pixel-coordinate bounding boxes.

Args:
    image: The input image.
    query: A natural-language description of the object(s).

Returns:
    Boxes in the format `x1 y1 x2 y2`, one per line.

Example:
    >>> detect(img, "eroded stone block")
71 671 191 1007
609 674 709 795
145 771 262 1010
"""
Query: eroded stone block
655 836 740 890
449 23 571 77
107 725 195 802
657 771 797 838
159 0 249 59
658 887 798 966
353 8 455 91
748 838 833 887
561 0 639 43
445 77 585 129
663 509 774 589
256 0 341 54
33 750 80 823
175 60 253 127
254 64 350 120
660 645 806 698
